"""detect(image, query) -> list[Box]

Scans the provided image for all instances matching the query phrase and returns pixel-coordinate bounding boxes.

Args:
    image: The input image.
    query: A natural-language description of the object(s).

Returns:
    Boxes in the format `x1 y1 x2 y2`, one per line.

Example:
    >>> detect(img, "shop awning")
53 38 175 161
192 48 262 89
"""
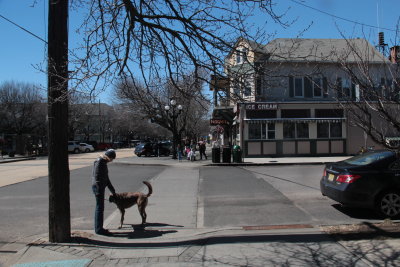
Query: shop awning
245 118 346 124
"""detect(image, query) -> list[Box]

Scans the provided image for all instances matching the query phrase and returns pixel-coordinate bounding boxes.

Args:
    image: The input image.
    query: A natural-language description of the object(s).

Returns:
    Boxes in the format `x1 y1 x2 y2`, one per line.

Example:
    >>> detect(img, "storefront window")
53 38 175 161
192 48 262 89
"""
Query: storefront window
249 123 275 140
330 122 342 138
317 122 329 138
317 122 342 138
284 122 309 139
267 123 275 139
249 124 261 139
283 123 295 139
297 123 309 138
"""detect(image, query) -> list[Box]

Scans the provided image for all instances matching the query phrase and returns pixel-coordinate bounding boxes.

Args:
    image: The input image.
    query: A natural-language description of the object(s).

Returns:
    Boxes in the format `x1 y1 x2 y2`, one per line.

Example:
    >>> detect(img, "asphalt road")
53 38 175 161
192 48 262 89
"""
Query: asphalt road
0 164 166 244
246 165 385 224
0 161 384 246
200 165 382 228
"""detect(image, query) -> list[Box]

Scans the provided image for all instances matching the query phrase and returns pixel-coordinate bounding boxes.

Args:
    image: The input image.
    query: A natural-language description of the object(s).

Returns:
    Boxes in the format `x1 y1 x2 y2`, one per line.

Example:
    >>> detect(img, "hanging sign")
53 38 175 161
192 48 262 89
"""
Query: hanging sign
210 119 229 125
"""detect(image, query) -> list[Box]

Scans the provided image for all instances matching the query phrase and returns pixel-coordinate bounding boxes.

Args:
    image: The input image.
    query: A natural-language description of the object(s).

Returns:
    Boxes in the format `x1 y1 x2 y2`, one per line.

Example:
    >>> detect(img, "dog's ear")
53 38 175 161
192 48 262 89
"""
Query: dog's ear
108 195 114 202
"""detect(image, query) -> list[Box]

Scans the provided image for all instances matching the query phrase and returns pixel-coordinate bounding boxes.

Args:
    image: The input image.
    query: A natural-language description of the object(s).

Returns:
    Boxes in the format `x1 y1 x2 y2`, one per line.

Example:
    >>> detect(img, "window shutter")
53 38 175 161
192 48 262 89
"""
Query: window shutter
336 78 343 99
304 77 312 98
323 77 328 98
351 82 356 100
289 76 294 97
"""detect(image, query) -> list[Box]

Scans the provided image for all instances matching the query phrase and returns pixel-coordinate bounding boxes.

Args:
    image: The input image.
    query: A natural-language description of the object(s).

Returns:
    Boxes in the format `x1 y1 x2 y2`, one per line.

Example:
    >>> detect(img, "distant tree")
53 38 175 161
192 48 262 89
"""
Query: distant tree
68 92 94 140
0 81 46 154
115 73 210 155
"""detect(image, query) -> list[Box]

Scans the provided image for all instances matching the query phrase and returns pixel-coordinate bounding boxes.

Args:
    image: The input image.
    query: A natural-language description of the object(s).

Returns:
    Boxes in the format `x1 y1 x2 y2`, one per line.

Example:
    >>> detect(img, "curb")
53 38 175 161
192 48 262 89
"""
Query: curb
0 156 37 164
115 160 334 167
205 161 334 166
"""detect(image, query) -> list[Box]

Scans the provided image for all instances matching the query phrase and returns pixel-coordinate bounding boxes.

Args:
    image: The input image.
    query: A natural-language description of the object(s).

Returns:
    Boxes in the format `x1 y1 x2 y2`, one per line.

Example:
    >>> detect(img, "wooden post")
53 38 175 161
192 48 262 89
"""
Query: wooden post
48 0 70 243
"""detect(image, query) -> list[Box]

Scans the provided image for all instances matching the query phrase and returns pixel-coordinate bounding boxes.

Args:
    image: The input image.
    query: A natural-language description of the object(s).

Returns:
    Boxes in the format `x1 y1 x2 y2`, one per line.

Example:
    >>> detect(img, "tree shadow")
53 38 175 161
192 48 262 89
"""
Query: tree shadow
31 227 400 266
195 234 400 267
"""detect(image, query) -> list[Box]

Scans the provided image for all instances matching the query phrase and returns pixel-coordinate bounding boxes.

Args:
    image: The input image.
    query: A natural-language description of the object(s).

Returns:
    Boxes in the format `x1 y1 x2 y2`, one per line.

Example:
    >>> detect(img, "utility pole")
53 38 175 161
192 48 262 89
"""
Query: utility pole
48 0 70 242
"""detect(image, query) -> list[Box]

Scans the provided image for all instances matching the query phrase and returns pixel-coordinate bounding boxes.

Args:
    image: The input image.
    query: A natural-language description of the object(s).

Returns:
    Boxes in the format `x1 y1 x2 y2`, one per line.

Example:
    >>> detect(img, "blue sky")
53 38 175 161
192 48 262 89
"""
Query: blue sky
0 0 398 102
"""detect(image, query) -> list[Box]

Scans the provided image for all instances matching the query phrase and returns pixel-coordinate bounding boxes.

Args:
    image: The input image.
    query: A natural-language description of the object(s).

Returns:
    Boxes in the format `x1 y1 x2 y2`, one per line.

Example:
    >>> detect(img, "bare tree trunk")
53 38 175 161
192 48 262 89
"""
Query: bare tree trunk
48 0 70 243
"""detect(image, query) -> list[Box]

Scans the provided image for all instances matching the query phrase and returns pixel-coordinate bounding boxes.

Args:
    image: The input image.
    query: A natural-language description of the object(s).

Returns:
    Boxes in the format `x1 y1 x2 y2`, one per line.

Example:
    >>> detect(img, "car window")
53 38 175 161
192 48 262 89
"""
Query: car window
344 151 395 166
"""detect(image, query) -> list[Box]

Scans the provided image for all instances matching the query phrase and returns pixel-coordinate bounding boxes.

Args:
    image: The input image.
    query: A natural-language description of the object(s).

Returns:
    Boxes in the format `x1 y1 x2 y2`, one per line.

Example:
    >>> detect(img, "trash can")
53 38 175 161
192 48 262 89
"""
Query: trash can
233 145 242 163
212 147 221 163
222 146 231 163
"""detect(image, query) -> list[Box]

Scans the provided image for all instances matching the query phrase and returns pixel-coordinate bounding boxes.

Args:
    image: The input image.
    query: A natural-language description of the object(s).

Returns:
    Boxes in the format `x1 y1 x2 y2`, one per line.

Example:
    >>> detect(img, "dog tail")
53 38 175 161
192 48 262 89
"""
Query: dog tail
143 181 152 197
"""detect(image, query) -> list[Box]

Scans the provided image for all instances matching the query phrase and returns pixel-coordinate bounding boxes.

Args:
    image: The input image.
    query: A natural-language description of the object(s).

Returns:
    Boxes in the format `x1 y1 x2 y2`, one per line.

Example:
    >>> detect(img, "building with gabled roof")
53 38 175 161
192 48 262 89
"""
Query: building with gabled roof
211 37 398 158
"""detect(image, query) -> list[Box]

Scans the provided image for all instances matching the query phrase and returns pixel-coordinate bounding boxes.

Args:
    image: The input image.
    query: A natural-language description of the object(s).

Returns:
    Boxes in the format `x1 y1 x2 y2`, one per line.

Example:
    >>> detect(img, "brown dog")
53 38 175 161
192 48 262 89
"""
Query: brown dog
109 181 152 228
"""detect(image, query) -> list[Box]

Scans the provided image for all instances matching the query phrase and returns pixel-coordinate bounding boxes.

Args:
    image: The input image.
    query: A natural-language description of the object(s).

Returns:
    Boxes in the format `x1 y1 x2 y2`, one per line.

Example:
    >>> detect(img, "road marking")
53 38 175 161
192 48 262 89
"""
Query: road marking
196 176 204 228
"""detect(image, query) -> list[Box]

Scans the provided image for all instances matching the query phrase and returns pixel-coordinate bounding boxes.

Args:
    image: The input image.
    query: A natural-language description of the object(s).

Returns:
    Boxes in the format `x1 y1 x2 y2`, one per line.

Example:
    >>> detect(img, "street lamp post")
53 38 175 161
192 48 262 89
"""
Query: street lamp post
164 99 183 159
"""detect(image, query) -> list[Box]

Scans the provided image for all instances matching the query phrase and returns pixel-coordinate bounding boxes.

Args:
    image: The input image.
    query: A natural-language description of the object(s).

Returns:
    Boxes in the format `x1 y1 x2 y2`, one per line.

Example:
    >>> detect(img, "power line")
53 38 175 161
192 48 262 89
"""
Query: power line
0 13 47 44
290 0 396 32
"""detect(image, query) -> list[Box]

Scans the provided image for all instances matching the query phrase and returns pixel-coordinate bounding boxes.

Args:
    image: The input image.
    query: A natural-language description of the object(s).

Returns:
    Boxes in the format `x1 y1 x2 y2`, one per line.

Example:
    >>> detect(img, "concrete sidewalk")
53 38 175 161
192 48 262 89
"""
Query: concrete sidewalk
4 152 400 267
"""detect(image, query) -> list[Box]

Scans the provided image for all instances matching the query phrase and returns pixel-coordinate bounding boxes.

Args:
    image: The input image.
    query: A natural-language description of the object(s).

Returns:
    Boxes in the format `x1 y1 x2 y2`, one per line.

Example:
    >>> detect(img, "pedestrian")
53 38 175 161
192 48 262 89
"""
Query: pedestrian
198 138 207 160
91 149 117 236
185 145 191 160
177 144 183 162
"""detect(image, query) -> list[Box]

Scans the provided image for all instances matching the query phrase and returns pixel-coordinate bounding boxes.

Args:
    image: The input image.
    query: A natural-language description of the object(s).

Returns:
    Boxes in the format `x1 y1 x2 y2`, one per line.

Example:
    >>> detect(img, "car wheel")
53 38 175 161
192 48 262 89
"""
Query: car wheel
74 148 79 154
85 148 90 152
137 154 142 157
375 191 400 218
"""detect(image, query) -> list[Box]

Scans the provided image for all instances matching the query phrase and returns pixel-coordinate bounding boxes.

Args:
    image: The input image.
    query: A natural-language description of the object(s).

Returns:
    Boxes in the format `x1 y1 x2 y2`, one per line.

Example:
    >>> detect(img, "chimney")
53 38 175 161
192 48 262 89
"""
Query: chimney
377 32 388 56
390 46 400 64
379 32 385 46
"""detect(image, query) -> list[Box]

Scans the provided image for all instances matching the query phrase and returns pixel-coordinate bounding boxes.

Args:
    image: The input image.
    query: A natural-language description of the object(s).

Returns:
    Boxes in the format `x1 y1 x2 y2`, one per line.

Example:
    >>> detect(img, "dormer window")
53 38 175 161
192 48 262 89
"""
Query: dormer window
236 47 249 64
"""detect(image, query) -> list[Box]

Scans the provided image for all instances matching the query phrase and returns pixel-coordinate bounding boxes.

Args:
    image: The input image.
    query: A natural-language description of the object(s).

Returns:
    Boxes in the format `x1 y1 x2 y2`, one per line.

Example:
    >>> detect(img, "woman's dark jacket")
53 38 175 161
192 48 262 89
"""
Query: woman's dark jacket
91 156 116 194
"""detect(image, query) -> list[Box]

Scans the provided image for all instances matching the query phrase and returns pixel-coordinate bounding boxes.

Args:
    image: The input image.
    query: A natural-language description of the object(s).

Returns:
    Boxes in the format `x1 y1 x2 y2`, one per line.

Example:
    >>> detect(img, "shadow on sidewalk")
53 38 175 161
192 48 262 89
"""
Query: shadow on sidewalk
27 230 400 266
110 222 184 239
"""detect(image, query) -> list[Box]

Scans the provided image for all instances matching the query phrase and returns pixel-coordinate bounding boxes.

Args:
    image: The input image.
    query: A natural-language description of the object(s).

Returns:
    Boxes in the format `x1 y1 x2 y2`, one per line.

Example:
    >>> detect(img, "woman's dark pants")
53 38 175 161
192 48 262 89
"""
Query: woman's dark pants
92 185 105 234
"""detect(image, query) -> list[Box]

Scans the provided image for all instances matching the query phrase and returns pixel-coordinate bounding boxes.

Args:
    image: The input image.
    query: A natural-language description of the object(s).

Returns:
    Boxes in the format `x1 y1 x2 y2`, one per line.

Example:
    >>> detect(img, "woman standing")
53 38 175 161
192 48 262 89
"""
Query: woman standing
91 149 117 235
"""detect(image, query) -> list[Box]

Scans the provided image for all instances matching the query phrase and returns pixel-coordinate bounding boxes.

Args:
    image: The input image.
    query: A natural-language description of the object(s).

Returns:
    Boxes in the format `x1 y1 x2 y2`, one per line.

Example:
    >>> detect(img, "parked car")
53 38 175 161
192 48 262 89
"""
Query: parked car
79 143 95 152
320 150 400 218
97 143 112 150
134 142 171 157
130 140 142 148
68 141 80 153
86 141 98 151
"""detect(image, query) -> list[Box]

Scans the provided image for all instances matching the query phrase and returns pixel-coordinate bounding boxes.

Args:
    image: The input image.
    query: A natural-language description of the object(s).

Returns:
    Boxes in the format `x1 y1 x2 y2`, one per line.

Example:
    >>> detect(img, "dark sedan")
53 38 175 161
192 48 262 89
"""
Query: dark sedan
320 150 400 218
134 142 171 157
